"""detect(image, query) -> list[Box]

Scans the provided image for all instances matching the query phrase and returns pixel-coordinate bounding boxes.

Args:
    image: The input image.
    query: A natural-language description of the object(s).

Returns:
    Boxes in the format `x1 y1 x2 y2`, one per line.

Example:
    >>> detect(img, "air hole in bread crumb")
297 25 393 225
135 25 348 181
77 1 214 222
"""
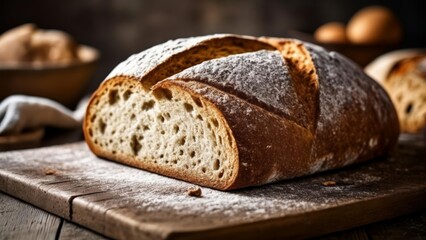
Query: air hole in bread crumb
99 119 106 134
201 167 206 173
212 119 219 127
142 100 155 110
108 89 119 105
192 96 203 108
112 130 116 135
179 150 184 155
109 139 113 144
160 154 164 158
123 90 133 100
218 170 224 178
109 112 113 117
90 114 96 123
184 103 194 112
165 160 169 164
88 129 93 137
405 103 413 114
207 122 211 129
163 89 173 100
153 89 173 100
112 150 116 154
138 135 143 141
190 151 195 158
160 130 165 135
94 139 98 144
172 160 177 164
178 137 186 146
164 113 171 119
184 164 189 169
131 114 136 120
130 135 142 155
143 125 150 131
158 115 165 122
197 115 203 121
173 125 180 133
213 159 220 170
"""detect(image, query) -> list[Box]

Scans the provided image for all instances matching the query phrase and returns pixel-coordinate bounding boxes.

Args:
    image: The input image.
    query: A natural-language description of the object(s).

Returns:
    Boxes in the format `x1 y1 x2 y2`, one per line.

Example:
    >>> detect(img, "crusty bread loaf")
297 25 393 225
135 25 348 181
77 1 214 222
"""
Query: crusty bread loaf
366 50 426 134
84 34 399 190
0 24 79 65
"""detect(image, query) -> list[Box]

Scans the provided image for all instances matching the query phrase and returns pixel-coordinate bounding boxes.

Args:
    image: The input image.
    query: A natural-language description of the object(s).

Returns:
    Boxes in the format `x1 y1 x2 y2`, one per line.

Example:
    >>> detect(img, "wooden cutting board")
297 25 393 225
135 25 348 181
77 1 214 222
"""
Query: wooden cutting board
0 140 425 240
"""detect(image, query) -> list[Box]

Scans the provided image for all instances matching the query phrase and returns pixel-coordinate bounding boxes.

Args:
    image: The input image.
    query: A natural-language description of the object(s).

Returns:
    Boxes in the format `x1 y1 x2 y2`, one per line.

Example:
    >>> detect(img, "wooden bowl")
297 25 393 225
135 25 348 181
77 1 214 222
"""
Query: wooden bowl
287 31 397 67
0 45 99 108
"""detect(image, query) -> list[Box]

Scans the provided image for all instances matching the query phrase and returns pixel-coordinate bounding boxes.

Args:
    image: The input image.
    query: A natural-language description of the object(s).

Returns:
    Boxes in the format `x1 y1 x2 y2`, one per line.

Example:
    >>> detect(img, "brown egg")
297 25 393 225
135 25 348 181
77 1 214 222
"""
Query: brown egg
314 22 347 44
347 6 402 45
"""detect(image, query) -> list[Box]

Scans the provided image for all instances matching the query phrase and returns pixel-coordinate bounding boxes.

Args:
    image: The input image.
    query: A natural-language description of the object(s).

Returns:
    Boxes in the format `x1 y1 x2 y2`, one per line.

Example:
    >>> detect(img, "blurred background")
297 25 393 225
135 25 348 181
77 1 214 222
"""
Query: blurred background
1 0 425 92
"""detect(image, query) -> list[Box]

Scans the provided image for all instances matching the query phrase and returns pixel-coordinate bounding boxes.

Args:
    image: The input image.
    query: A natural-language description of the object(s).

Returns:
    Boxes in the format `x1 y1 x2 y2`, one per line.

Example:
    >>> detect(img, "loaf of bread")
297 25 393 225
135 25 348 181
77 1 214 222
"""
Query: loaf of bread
84 34 399 190
0 24 79 65
366 50 426 134
346 6 402 45
314 22 347 44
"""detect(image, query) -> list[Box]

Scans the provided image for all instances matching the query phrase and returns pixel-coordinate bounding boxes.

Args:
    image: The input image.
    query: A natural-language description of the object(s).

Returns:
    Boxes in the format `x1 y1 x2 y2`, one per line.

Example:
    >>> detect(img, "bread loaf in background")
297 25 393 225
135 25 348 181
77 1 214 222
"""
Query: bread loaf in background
366 50 426 134
314 22 347 44
84 34 399 190
346 6 402 45
0 24 79 65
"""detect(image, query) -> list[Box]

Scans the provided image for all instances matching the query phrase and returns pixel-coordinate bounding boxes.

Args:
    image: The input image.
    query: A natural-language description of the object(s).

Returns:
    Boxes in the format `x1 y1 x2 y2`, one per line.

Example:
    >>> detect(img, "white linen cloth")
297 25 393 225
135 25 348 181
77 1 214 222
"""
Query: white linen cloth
0 95 88 142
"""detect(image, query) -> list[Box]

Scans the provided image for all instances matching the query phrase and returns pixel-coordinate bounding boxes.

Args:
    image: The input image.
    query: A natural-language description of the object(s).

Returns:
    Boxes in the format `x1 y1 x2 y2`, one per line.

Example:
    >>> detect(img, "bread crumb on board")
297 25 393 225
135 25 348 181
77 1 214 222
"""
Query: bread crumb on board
321 180 337 187
187 186 202 197
44 168 57 175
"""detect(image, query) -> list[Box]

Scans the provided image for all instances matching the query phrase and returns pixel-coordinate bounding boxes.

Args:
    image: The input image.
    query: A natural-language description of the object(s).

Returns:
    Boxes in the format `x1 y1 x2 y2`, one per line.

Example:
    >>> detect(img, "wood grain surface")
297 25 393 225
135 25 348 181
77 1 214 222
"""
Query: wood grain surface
0 140 425 240
0 192 60 240
0 192 104 240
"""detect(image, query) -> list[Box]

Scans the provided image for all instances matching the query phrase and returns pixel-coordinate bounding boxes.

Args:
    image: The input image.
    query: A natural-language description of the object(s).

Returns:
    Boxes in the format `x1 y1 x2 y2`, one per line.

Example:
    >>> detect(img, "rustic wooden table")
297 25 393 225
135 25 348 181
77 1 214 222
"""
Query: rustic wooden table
0 129 425 239
1 191 425 240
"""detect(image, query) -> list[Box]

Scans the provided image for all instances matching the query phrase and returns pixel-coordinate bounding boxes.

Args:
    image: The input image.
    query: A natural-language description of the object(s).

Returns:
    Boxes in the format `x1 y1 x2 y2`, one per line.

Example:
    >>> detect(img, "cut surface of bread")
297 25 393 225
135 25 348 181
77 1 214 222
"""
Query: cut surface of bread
384 56 426 133
86 77 238 190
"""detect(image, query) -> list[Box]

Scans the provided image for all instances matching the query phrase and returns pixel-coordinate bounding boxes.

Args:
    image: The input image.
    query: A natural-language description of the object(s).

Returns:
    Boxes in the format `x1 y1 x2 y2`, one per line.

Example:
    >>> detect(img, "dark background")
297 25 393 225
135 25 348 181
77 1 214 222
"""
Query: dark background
1 0 425 91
